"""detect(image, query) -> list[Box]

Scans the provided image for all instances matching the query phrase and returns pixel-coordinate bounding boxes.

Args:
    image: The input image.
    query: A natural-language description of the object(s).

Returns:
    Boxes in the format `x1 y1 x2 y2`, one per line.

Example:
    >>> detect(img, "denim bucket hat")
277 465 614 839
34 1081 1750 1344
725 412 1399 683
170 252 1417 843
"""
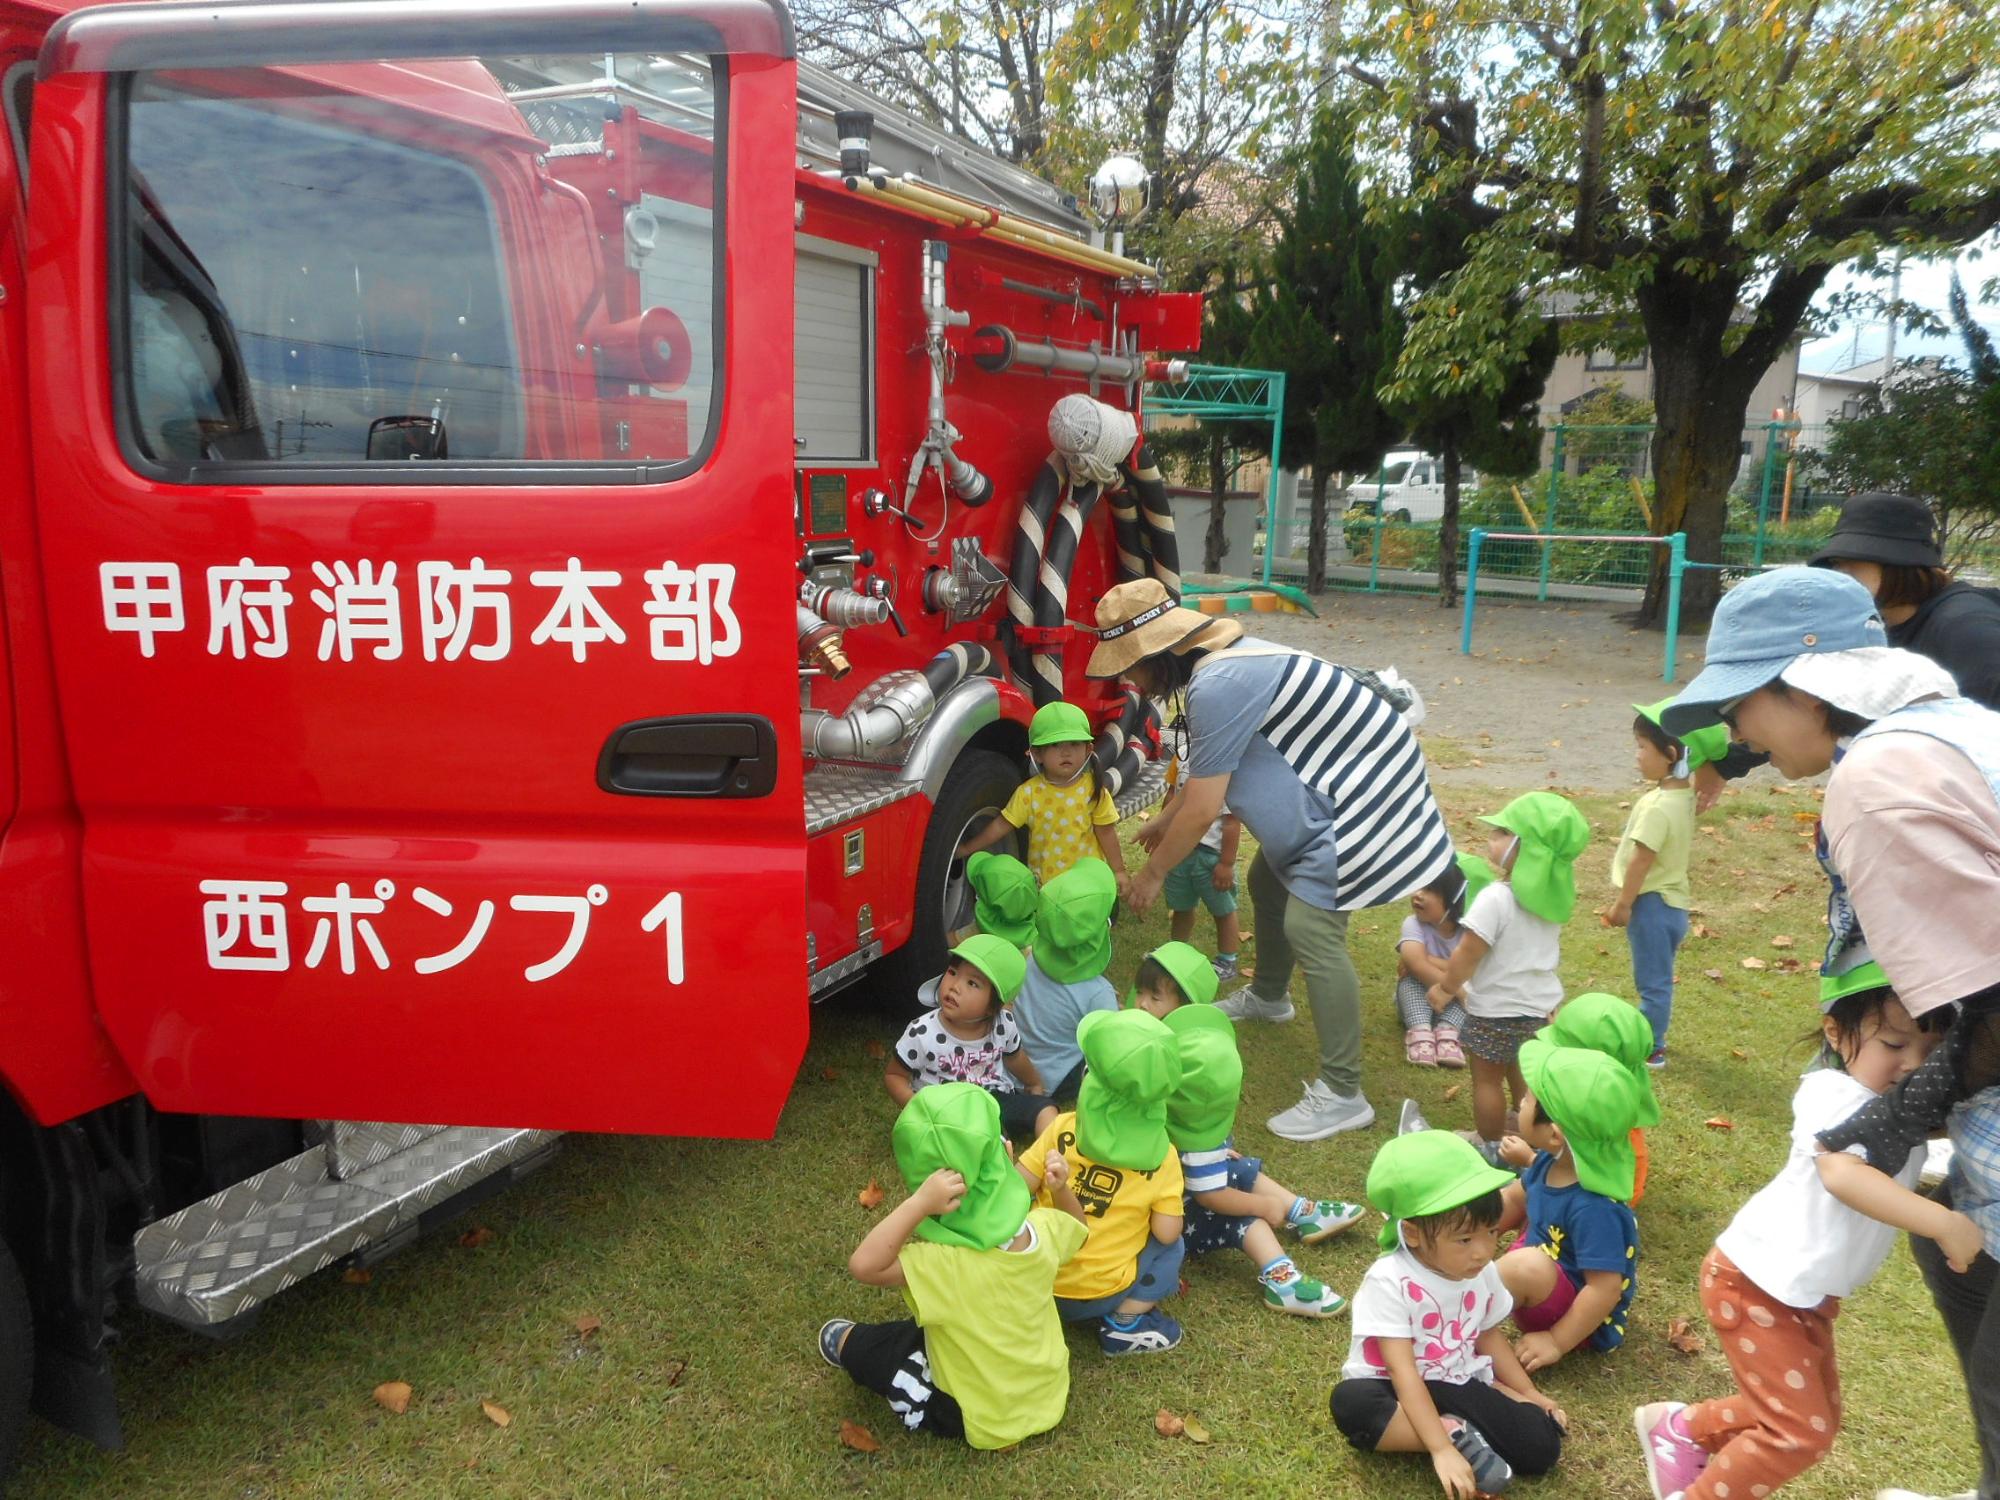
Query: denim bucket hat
1659 568 1885 737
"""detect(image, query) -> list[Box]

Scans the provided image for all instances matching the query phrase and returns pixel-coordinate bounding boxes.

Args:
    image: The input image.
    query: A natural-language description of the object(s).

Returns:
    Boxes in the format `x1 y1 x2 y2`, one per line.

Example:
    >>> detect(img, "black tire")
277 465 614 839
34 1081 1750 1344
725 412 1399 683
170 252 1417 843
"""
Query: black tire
0 1236 31 1489
1389 507 1412 525
867 748 1023 1014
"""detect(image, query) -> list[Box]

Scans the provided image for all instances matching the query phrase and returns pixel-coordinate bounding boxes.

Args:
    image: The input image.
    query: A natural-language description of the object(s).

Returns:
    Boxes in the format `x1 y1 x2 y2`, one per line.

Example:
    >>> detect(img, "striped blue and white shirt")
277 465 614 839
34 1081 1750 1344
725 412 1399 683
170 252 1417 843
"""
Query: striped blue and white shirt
1186 641 1453 911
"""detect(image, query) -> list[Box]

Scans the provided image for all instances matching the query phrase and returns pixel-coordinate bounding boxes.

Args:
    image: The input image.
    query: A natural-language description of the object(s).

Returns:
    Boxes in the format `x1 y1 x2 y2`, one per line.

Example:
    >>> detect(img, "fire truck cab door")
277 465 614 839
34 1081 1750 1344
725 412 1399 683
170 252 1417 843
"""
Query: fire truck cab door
25 2 808 1135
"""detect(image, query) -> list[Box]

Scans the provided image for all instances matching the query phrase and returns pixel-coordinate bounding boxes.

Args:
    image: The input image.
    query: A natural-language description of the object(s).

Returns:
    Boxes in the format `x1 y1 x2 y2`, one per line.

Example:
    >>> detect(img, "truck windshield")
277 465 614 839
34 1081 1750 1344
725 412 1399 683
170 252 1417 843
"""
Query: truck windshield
118 53 722 475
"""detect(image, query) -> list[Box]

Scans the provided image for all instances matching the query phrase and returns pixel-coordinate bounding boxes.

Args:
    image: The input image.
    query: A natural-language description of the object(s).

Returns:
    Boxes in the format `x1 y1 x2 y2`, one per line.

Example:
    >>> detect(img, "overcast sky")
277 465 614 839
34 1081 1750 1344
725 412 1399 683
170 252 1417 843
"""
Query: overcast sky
1799 230 2000 374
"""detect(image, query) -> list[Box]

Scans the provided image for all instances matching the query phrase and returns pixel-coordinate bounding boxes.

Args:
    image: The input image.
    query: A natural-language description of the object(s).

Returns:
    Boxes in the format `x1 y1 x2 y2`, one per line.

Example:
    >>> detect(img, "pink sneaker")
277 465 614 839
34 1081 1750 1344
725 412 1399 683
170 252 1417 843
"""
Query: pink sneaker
1634 1402 1708 1500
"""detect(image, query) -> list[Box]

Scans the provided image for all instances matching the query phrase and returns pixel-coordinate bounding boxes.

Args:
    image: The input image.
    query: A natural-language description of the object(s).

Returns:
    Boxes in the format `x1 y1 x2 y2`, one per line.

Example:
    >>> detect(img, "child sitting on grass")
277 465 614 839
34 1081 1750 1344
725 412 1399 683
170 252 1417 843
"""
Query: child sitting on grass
1537 992 1661 1206
1016 1008 1187 1355
1606 701 1698 1068
1428 792 1591 1163
885 935 1056 1140
952 850 1038 949
1132 940 1365 1317
819 1084 1087 1448
1495 1040 1644 1371
1631 963 1977 1500
1333 1131 1568 1497
1395 855 1495 1069
1011 861 1119 1106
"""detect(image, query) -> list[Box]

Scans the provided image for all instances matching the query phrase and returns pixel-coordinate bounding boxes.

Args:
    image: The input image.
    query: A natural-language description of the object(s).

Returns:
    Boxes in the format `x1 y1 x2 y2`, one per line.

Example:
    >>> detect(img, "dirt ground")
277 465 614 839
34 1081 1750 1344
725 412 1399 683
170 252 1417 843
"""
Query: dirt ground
1222 587 1790 792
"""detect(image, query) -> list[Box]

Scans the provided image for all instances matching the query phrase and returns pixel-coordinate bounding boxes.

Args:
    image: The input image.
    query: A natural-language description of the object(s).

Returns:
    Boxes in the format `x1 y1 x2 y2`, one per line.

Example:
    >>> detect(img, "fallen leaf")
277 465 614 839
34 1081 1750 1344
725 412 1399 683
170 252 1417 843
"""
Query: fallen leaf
1731 1048 1748 1059
858 1179 886 1210
1793 811 1819 823
1739 957 1768 971
459 1225 496 1249
1442 1084 1463 1102
1137 810 1150 821
1749 902 1768 913
821 1067 840 1081
373 1381 413 1415
341 1267 373 1285
1667 1317 1706 1354
864 1038 886 1060
1469 758 1485 767
1155 1408 1186 1438
1698 825 1719 837
839 1419 882 1453
1775 958 1803 972
1770 934 1795 949
1548 739 1562 748
1692 923 1718 939
1705 1117 1735 1131
481 1400 512 1428
1770 881 1799 898
1240 967 1255 979
1703 968 1726 982
664 1358 688 1387
1182 1415 1213 1444
573 1315 602 1339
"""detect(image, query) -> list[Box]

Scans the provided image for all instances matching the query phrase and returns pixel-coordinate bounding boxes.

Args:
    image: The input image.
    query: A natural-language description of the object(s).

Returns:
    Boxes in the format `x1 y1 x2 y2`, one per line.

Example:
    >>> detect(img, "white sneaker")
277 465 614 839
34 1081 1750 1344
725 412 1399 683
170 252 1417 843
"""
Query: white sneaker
1268 1080 1375 1140
1398 1099 1431 1136
1216 984 1295 1024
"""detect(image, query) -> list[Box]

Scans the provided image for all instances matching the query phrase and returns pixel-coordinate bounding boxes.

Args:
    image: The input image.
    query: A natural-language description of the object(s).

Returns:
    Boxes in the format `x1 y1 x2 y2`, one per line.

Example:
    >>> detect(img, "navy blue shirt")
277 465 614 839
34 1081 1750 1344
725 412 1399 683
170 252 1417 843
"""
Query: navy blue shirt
1519 1151 1639 1351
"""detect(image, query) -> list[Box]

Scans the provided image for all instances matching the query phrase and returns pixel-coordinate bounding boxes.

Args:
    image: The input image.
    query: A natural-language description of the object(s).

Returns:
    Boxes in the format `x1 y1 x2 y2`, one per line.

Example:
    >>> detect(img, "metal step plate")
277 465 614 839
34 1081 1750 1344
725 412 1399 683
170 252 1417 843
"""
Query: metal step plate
317 1121 447 1180
134 1127 557 1328
804 761 920 836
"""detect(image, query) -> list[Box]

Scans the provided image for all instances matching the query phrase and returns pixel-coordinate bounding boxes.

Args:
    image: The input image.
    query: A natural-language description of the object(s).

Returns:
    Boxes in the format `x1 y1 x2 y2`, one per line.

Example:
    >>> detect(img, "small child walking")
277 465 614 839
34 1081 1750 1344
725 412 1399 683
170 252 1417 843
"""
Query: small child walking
1012 860 1119 1105
953 850 1038 949
1144 777 1244 979
884 935 1056 1140
957 701 1126 886
1016 1008 1187 1355
1394 855 1495 1069
1132 941 1365 1317
1607 700 1698 1068
1494 1040 1644 1370
819 1084 1088 1448
1631 963 1980 1500
1428 792 1591 1160
1332 1131 1568 1496
1536 992 1661 1206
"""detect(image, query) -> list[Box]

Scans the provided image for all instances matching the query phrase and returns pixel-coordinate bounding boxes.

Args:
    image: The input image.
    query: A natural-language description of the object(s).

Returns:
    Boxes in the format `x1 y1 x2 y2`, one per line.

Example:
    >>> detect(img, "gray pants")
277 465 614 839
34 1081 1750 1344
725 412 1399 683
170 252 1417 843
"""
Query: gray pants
1395 975 1467 1033
1910 1184 2000 1500
1245 850 1361 1097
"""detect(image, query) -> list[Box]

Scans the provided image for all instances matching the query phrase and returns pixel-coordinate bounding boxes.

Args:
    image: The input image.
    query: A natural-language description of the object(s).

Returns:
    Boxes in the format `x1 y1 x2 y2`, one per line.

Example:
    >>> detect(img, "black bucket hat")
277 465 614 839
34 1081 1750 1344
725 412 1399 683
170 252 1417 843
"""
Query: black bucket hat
1808 492 1943 571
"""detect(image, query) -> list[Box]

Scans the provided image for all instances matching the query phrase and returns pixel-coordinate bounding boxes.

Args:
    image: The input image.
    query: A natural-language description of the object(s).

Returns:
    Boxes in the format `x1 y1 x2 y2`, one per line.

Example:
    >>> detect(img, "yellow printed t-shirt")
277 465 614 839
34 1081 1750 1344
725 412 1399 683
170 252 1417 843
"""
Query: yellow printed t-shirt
1002 775 1119 884
1610 785 1694 909
897 1207 1088 1450
1019 1112 1184 1300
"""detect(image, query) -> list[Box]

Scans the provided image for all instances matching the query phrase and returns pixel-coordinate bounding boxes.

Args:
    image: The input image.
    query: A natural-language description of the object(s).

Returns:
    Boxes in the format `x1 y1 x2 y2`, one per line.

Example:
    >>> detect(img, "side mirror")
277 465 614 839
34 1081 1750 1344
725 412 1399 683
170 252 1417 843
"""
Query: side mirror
367 414 448 461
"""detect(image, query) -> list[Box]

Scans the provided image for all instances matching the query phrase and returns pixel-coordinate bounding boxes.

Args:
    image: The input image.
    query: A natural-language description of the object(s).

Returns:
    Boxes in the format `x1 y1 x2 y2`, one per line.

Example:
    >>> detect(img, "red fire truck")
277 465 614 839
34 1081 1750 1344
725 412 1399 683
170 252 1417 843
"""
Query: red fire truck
0 0 1199 1469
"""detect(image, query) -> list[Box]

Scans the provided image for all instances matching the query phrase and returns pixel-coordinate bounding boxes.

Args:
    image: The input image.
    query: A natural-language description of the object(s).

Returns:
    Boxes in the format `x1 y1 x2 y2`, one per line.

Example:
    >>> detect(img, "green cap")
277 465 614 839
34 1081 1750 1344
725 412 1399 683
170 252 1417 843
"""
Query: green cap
1819 959 1893 1012
1366 1131 1518 1251
1075 1009 1181 1170
1518 1038 1643 1202
891 1084 1033 1250
1480 792 1591 924
1030 701 1093 748
1537 993 1661 1128
1031 861 1117 983
949 934 1026 1005
965 852 1038 948
1638 695 1730 772
1162 1003 1241 1152
1135 940 1219 1009
1455 852 1499 908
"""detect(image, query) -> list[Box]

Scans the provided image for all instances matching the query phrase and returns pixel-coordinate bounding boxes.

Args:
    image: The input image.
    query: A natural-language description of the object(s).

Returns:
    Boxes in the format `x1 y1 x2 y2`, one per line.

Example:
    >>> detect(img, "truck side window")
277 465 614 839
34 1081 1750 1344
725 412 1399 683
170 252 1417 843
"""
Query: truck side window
115 55 722 479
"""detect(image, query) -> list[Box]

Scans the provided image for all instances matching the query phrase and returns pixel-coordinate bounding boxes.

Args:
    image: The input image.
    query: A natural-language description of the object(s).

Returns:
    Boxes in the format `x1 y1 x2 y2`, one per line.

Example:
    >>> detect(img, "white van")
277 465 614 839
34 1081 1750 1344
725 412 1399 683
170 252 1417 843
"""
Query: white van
1351 450 1474 523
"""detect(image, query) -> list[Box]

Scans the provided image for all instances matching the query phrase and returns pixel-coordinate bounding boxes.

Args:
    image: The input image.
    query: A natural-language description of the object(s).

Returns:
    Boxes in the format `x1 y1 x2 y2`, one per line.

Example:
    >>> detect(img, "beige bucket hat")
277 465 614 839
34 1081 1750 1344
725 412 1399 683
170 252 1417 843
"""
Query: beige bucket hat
1084 578 1244 680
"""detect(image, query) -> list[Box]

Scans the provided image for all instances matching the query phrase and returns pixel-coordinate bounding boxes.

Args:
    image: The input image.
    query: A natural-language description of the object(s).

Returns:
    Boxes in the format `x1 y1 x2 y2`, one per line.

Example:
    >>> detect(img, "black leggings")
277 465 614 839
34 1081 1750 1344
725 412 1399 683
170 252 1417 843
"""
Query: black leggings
1331 1377 1564 1476
1909 1185 2000 1500
837 1319 965 1441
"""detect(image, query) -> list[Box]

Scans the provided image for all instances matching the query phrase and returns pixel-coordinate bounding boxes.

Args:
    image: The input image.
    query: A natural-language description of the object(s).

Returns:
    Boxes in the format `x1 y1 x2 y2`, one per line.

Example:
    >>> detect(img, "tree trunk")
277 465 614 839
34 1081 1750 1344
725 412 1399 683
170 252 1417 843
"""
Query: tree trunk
1438 438 1461 608
1638 286 1758 625
1308 468 1330 595
1205 435 1228 574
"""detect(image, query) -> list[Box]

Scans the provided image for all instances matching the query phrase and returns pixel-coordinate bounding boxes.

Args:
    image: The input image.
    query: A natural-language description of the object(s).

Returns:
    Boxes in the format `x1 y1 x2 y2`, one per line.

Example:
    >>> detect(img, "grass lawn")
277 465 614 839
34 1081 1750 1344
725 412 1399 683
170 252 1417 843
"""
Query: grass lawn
12 782 1981 1499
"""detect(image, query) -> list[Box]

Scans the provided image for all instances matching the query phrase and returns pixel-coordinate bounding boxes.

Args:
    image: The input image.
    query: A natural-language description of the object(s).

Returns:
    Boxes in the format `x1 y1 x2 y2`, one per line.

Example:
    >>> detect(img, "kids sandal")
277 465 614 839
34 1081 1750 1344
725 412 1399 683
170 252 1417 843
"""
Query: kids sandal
1405 1026 1437 1066
1434 1026 1466 1068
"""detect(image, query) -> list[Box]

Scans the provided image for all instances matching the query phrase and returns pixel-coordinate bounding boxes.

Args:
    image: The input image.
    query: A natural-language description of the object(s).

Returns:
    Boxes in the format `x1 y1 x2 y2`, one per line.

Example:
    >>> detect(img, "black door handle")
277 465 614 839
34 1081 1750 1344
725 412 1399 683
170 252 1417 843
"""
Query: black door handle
597 715 779 798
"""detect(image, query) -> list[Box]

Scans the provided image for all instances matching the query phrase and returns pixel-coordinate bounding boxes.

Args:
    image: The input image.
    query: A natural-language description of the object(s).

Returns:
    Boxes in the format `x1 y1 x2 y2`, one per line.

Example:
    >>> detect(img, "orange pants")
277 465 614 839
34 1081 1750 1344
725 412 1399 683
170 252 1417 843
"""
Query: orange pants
1684 1246 1841 1499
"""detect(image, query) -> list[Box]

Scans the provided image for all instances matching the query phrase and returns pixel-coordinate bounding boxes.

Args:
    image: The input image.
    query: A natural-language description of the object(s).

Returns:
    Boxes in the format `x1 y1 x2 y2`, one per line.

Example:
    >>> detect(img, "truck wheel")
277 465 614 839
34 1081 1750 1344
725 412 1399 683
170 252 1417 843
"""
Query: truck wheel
0 1237 30 1486
870 749 1022 1012
1388 507 1412 525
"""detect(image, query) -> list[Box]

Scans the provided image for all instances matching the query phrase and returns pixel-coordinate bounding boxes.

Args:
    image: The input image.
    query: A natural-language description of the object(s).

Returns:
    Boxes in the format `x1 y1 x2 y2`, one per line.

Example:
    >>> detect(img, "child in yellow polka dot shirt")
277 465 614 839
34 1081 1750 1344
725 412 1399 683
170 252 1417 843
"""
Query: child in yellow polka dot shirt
957 702 1127 887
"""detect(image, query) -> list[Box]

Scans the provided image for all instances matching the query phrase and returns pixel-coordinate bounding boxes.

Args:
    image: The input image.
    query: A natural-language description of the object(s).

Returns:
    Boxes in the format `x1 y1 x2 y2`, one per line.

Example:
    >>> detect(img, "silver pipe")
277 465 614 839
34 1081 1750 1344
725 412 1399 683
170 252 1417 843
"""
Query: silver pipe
970 323 1147 384
800 669 936 760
